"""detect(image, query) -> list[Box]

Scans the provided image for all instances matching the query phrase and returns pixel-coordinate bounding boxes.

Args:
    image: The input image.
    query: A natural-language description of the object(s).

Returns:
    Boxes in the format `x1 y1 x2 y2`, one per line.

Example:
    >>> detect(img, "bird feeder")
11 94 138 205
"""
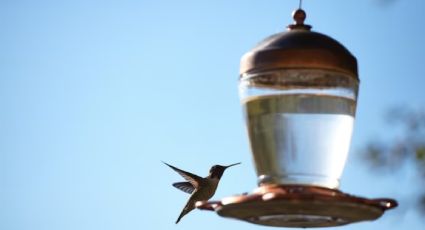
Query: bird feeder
197 7 397 227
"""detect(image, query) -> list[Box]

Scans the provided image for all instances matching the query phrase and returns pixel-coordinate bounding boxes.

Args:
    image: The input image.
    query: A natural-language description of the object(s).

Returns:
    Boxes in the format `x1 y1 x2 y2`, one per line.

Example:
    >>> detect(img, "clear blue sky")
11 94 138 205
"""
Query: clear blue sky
1 0 424 229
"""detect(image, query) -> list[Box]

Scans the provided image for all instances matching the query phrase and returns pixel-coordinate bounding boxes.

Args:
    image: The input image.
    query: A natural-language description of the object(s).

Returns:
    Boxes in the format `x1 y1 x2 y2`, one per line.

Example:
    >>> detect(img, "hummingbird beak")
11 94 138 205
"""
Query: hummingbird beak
224 162 241 169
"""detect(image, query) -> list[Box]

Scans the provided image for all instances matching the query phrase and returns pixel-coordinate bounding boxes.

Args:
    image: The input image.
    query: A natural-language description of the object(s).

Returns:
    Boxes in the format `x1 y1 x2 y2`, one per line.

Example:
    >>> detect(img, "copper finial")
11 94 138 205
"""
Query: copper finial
288 8 312 30
293 9 306 24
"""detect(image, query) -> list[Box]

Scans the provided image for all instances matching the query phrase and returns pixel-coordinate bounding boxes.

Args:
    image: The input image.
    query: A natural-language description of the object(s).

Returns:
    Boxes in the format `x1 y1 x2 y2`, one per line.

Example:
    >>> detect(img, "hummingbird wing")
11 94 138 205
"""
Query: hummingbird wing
163 162 203 188
172 182 195 194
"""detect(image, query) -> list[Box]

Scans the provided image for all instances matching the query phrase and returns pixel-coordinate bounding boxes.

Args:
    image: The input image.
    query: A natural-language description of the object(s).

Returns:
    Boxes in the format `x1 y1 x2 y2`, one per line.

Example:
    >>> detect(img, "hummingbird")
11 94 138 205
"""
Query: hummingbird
163 161 241 224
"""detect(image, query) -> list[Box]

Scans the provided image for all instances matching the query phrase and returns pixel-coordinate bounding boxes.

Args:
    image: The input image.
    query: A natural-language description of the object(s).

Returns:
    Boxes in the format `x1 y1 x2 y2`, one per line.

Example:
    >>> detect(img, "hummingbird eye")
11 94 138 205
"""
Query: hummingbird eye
210 165 219 173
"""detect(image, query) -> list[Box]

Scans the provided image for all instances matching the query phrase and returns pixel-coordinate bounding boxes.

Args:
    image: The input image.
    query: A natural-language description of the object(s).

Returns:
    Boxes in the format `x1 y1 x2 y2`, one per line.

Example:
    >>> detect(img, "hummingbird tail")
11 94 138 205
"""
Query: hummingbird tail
175 202 195 224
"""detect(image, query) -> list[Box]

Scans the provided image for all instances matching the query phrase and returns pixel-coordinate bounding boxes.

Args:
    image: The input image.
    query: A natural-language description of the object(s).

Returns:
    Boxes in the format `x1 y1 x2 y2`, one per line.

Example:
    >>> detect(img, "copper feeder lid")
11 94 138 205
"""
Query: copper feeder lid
240 9 358 79
197 185 397 228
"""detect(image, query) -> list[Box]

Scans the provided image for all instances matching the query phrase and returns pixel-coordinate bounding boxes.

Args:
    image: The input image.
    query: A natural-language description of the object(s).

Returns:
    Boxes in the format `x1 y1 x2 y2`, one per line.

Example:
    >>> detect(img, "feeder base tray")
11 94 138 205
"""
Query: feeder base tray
196 185 397 228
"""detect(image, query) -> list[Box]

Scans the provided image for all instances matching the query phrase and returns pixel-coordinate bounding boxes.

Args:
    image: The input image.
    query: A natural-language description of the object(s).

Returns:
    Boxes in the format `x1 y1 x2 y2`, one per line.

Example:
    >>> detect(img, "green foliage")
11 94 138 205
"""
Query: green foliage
361 106 425 212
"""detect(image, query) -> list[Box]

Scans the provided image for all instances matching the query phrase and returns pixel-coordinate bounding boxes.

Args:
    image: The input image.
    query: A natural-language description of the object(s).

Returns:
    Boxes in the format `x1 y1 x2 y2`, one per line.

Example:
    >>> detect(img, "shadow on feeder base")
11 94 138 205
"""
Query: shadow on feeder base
196 185 397 228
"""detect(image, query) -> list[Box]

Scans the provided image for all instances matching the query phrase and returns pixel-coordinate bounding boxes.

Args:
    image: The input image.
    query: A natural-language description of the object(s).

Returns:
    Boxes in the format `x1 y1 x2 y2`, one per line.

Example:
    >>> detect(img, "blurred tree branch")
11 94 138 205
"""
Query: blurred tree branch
361 106 425 213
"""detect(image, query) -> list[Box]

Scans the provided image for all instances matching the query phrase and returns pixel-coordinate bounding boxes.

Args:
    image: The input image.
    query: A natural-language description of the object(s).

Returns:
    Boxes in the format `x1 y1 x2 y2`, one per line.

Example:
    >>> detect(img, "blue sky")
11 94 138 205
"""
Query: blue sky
1 0 425 229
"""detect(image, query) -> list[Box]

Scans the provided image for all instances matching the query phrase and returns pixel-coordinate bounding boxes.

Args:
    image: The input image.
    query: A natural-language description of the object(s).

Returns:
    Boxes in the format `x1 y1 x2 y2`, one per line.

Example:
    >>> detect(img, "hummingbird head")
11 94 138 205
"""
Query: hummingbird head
209 162 241 179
